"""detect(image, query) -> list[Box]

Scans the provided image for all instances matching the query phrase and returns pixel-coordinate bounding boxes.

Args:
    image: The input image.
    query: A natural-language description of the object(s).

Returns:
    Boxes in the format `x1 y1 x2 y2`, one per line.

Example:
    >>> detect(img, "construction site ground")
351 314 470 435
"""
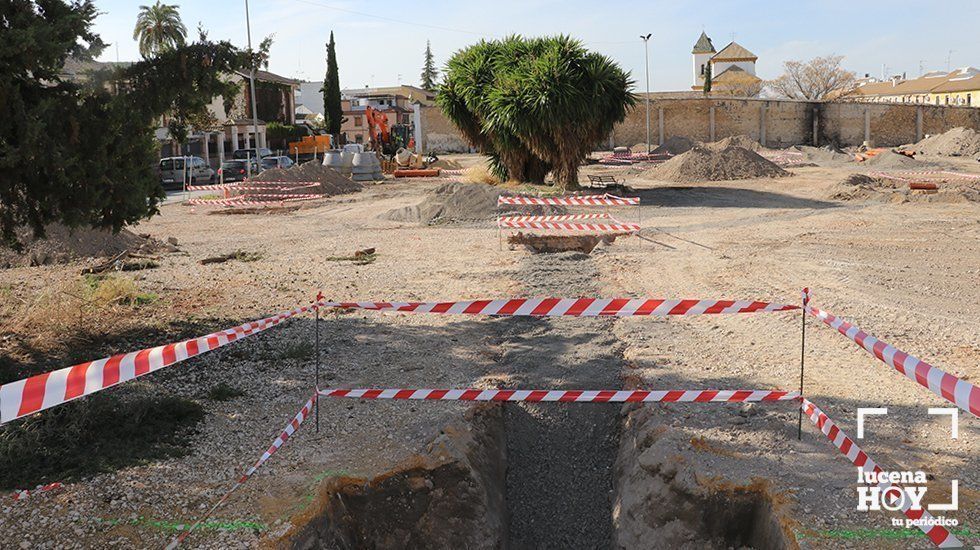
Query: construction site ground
1 154 978 549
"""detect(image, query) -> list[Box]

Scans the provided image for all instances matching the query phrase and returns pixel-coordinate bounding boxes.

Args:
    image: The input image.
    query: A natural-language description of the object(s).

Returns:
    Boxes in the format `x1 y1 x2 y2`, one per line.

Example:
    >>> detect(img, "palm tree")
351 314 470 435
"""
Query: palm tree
133 2 187 59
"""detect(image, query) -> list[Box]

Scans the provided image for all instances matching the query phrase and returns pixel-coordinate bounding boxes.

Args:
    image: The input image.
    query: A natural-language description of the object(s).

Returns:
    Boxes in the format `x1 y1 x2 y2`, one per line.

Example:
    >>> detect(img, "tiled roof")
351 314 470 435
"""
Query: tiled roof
692 32 716 54
932 73 980 93
711 41 757 61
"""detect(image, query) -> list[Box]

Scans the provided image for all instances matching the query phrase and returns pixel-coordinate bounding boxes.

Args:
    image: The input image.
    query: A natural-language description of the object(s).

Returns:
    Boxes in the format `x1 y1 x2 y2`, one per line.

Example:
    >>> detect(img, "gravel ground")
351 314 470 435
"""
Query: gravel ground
0 155 978 548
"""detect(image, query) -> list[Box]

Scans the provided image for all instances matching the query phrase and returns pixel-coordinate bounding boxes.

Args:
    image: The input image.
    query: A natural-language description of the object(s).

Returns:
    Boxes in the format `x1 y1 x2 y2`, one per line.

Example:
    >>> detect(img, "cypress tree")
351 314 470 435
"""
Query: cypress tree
420 41 438 91
703 63 712 94
321 32 343 135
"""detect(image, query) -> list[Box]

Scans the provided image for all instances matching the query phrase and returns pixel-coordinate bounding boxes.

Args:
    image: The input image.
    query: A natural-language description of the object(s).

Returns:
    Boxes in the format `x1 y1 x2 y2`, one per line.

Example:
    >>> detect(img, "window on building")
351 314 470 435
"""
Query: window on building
968 94 972 106
354 115 362 127
355 134 363 144
700 64 705 75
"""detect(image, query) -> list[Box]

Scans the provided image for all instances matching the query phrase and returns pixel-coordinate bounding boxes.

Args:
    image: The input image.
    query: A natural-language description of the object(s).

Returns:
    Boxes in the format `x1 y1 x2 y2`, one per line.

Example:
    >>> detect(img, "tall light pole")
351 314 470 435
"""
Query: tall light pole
641 34 652 154
245 0 261 153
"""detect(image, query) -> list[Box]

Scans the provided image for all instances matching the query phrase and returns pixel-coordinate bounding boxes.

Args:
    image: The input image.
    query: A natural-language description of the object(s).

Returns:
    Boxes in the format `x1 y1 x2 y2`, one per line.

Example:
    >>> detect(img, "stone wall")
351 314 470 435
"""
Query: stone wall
418 100 980 152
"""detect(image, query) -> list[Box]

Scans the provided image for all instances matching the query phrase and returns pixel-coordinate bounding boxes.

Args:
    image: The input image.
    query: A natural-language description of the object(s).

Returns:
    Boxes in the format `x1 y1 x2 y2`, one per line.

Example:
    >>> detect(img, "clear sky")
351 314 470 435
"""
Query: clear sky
93 0 979 92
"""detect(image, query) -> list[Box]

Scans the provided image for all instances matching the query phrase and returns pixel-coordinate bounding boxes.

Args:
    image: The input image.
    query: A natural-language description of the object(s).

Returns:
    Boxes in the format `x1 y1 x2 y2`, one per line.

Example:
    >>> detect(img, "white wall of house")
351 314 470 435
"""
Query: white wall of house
711 60 756 76
693 52 714 87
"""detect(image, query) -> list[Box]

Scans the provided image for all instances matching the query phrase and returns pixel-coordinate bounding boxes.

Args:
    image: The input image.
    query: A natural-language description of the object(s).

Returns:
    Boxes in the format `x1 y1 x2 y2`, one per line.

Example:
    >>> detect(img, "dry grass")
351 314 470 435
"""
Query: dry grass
461 165 501 185
0 275 160 371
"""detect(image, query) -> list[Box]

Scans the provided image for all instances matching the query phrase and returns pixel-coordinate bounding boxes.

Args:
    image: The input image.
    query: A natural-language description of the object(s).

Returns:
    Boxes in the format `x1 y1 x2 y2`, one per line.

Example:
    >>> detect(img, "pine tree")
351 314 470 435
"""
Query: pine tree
420 41 438 92
703 63 712 94
321 32 343 135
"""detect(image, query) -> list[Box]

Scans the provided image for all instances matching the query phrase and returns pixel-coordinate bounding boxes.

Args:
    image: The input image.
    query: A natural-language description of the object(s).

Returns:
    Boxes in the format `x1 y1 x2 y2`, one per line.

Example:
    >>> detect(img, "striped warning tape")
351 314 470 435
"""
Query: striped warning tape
498 213 613 222
166 392 317 549
496 218 640 232
800 398 962 548
186 196 321 207
869 170 980 182
0 301 321 425
318 297 800 316
498 193 640 206
186 182 319 191
805 304 979 418
318 388 799 402
11 482 63 502
0 294 799 425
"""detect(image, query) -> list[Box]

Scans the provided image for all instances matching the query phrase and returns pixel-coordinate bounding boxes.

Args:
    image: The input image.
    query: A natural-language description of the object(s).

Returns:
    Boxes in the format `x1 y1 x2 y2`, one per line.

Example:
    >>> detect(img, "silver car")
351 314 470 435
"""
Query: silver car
159 156 215 188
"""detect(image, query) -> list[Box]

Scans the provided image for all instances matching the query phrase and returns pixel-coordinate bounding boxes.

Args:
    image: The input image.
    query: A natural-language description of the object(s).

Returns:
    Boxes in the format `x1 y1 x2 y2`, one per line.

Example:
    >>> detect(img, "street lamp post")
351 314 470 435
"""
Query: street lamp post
245 0 261 156
641 34 652 154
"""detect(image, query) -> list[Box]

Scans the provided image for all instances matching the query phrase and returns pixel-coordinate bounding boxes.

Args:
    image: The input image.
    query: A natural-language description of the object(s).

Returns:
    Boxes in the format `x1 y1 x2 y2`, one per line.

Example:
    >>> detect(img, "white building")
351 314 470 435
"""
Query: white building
691 32 760 92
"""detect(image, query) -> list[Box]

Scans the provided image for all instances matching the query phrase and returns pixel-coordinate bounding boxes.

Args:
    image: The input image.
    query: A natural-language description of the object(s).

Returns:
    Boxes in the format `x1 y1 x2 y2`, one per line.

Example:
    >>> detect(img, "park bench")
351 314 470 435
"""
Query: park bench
587 174 624 189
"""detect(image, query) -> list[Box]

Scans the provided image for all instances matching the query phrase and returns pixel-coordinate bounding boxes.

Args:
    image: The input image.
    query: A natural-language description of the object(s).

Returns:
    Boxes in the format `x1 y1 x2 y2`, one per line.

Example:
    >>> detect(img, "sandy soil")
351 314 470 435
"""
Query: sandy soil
0 154 978 549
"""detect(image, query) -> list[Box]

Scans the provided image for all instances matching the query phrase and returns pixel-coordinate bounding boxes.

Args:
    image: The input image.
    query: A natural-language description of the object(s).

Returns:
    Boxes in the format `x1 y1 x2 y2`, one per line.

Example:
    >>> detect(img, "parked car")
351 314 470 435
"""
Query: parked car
159 156 214 188
232 148 273 160
261 156 294 170
217 159 260 182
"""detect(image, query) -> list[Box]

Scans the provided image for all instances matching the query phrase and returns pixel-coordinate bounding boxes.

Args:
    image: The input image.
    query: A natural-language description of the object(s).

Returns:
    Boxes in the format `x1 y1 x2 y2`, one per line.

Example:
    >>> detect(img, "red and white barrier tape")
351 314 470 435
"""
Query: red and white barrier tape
318 388 798 402
186 182 319 191
869 170 980 182
800 398 962 548
497 218 640 232
11 482 63 501
186 196 321 207
805 304 979 418
166 392 317 549
498 213 612 222
497 193 640 206
318 297 800 316
0 302 321 425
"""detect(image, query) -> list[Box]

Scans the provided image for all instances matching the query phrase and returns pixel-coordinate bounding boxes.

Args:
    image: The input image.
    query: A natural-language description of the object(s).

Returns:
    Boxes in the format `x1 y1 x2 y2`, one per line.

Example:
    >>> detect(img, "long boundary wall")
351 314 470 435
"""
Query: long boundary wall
418 99 980 153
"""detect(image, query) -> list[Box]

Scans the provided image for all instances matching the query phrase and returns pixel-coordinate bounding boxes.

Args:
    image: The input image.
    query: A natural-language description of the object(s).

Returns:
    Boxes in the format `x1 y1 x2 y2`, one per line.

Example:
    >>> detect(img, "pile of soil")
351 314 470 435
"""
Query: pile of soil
829 173 979 203
644 145 790 182
861 150 937 169
707 135 762 151
251 163 362 196
381 183 565 225
903 127 980 157
508 233 619 254
381 182 505 224
651 136 696 156
796 145 852 165
0 225 176 268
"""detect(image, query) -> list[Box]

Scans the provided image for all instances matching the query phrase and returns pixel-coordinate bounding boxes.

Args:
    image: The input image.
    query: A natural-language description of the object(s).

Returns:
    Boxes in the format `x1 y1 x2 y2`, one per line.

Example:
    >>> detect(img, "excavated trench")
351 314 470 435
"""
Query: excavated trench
281 248 796 549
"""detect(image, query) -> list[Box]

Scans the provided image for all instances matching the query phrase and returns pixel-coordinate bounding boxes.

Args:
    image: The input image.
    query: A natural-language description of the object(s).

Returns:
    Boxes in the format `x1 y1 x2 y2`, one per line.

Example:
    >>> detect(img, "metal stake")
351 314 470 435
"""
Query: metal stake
315 305 321 433
797 301 806 440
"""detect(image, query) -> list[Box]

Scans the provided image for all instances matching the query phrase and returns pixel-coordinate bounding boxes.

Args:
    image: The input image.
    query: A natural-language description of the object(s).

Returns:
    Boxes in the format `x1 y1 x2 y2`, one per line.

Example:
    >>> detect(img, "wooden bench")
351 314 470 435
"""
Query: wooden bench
587 174 623 189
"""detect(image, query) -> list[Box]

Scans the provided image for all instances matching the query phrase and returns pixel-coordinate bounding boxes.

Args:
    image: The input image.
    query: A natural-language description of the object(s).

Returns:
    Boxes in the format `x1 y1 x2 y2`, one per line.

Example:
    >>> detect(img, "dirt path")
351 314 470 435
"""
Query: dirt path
496 252 624 548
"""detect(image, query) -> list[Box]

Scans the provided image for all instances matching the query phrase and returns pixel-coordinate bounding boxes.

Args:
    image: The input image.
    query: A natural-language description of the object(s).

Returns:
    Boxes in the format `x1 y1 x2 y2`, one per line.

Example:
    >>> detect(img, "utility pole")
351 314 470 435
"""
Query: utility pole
641 34 652 154
946 50 955 72
245 0 261 154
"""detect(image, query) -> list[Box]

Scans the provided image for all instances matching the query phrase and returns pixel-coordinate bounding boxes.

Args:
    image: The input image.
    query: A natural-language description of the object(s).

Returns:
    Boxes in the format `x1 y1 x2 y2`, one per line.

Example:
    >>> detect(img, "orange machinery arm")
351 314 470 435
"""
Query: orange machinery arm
364 106 390 148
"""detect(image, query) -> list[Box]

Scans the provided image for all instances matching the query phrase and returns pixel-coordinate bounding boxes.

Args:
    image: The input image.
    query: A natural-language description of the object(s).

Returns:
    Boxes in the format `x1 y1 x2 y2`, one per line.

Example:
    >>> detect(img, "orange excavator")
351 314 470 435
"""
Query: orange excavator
365 106 397 155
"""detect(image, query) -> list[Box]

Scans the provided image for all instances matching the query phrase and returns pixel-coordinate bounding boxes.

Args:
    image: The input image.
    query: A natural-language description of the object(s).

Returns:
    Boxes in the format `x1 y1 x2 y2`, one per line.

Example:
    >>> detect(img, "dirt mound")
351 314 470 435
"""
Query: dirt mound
797 145 852 165
508 233 620 254
651 136 695 156
707 135 762 152
252 163 362 196
861 150 936 170
0 225 175 268
829 173 979 203
903 127 980 157
381 182 504 224
644 145 789 182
